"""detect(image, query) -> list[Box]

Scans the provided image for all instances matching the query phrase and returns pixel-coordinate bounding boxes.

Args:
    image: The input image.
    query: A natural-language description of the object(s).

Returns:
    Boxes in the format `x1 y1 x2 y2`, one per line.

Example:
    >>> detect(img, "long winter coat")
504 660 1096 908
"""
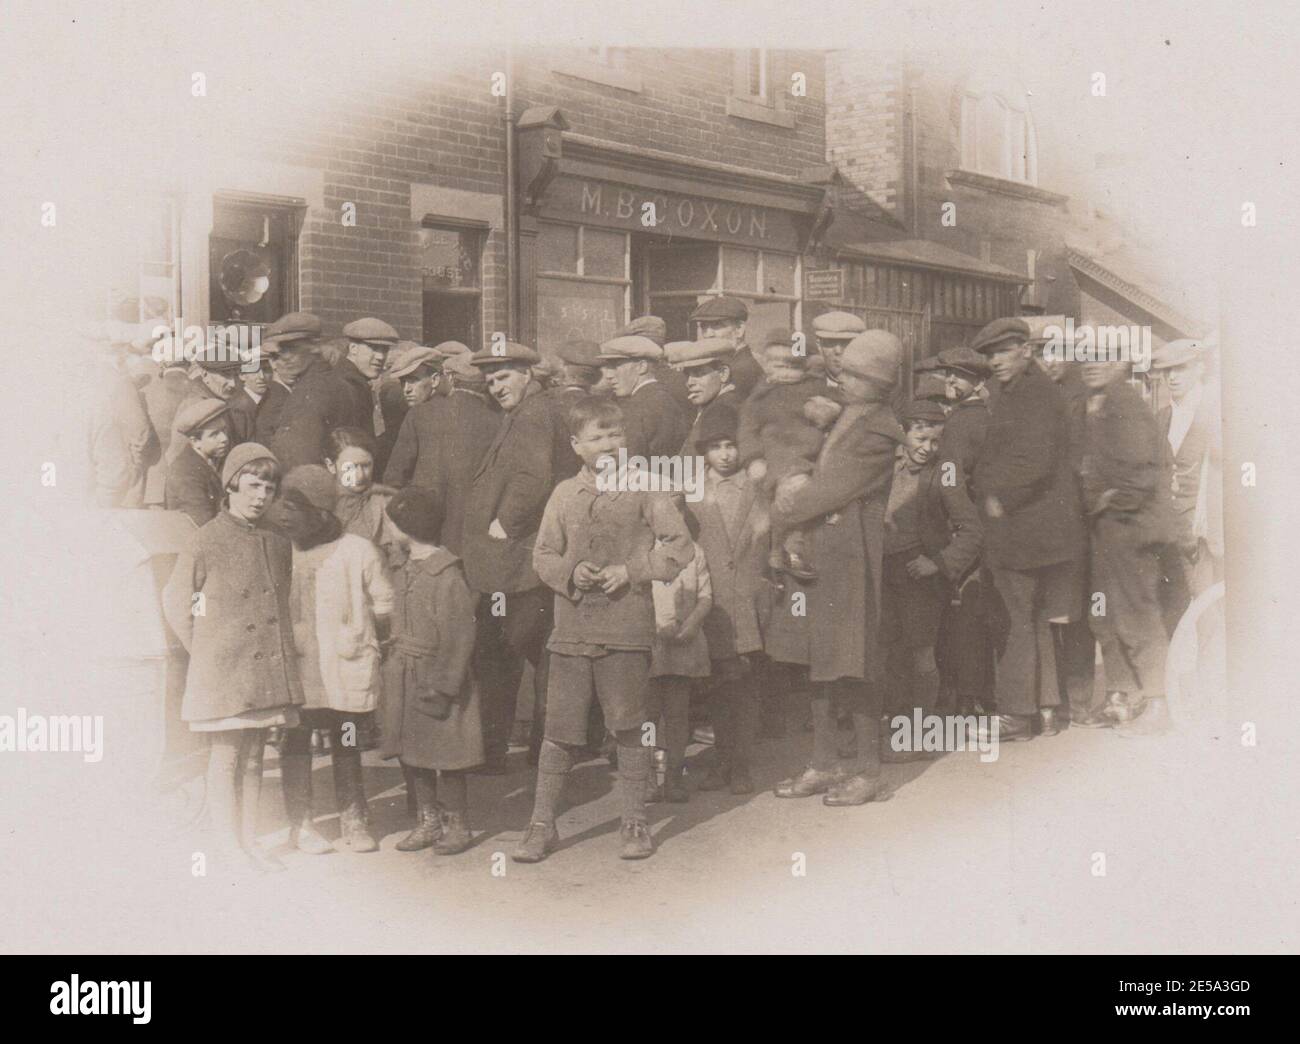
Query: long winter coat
766 401 901 683
383 389 499 555
162 511 304 722
379 549 484 770
289 532 395 713
270 358 367 470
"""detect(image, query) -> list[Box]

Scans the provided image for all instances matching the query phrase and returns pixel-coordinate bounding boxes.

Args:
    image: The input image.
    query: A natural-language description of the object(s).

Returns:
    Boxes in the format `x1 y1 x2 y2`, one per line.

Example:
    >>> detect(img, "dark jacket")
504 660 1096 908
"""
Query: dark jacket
974 366 1084 570
165 442 224 528
270 358 366 471
619 379 689 460
462 381 558 594
383 390 499 555
916 459 984 582
1075 381 1174 548
937 397 989 497
543 384 586 482
689 469 769 658
334 357 377 439
737 374 829 484
728 344 763 398
226 388 261 446
162 511 303 722
652 360 693 415
255 380 292 445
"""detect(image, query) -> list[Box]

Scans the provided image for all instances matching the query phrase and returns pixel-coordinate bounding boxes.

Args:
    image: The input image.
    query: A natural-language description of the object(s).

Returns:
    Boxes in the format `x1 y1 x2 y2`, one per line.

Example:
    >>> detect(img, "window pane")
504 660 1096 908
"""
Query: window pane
763 252 796 296
539 222 578 274
721 246 759 293
418 226 480 290
746 299 795 352
583 228 626 278
537 278 625 356
977 95 1006 177
649 242 718 292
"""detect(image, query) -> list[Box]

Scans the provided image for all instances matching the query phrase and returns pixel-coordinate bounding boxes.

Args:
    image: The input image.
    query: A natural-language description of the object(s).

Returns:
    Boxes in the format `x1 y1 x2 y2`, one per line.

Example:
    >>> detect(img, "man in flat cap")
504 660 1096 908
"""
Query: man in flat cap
666 337 742 454
339 317 400 441
542 339 603 482
462 340 563 770
166 398 231 527
598 335 689 460
690 295 763 397
970 317 1087 742
879 399 983 742
1150 339 1222 621
619 315 692 413
811 310 866 395
384 344 497 563
226 352 273 449
1073 354 1176 734
269 312 368 470
768 330 904 806
183 340 243 406
911 355 953 409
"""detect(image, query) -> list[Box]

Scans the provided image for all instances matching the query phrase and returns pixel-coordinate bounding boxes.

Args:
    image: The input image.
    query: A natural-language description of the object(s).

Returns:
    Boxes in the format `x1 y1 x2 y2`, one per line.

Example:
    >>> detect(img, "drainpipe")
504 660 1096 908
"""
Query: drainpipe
908 84 920 237
503 46 519 338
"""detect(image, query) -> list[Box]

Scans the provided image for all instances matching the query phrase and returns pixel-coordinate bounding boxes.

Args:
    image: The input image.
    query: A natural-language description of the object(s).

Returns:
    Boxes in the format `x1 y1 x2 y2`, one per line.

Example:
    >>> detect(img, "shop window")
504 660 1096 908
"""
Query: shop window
107 196 179 324
713 246 801 348
209 195 302 328
960 91 1038 185
537 222 631 356
419 221 483 349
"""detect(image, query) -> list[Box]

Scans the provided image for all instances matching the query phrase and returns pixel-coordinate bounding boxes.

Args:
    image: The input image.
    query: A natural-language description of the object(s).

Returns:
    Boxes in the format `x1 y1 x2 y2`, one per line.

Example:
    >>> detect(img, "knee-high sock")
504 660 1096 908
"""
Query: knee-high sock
438 770 467 815
614 727 650 822
529 739 572 825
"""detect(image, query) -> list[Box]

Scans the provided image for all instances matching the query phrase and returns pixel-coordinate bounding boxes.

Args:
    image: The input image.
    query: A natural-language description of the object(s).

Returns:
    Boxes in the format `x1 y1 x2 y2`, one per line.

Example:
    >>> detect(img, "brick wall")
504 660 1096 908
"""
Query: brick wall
232 55 509 342
825 52 905 216
516 49 827 178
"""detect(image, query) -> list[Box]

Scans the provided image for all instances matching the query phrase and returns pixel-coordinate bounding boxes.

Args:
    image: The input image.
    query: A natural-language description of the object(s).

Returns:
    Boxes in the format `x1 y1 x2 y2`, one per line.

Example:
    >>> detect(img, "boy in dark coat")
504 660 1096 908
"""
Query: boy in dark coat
880 400 983 737
165 399 230 527
515 398 692 863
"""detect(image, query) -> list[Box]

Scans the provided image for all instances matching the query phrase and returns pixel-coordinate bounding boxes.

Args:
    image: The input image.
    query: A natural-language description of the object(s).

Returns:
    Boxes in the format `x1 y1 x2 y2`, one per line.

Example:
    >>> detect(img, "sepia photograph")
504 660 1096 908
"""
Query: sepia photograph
1 0 1296 979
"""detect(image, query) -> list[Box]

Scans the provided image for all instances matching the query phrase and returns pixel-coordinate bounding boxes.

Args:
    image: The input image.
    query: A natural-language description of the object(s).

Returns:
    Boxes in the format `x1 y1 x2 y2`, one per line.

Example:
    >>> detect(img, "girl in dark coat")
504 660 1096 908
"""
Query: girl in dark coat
380 487 484 856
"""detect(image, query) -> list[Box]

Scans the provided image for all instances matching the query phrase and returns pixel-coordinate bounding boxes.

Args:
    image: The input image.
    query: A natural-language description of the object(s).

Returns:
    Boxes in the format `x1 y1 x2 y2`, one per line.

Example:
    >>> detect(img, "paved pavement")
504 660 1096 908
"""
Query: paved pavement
7 702 1294 953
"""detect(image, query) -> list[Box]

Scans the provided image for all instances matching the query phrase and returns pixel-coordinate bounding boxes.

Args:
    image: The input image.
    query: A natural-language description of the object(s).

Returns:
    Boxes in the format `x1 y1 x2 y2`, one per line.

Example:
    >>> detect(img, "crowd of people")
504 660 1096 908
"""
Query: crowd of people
80 293 1223 873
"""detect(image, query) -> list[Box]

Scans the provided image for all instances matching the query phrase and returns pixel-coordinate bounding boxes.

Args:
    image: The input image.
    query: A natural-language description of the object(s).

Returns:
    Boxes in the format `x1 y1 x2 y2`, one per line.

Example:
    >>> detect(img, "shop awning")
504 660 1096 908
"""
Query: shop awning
832 238 1028 284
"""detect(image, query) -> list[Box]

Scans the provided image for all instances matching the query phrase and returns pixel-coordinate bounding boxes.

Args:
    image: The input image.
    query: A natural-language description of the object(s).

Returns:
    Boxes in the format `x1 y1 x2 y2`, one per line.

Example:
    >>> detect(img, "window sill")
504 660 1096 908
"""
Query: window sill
551 59 642 94
726 95 795 130
945 168 1067 206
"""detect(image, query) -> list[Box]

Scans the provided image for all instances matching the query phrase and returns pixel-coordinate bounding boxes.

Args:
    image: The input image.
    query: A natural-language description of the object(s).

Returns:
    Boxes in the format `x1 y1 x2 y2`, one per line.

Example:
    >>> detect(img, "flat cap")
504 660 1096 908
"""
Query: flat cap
694 403 739 449
937 345 992 379
665 337 734 369
443 351 486 386
913 372 951 403
841 330 903 387
899 399 949 425
469 341 540 367
556 339 602 368
388 344 443 380
763 327 795 349
221 442 278 488
194 341 244 374
913 354 944 373
971 316 1032 355
812 310 866 341
1149 339 1209 370
174 397 230 436
618 316 668 346
432 340 471 358
264 311 322 345
597 335 663 362
689 295 748 323
342 317 400 346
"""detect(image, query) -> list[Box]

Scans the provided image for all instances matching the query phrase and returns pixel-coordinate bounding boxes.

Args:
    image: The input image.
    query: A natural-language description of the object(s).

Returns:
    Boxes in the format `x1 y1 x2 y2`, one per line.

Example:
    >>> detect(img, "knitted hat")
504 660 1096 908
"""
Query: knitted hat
840 330 903 388
221 442 278 488
385 486 445 544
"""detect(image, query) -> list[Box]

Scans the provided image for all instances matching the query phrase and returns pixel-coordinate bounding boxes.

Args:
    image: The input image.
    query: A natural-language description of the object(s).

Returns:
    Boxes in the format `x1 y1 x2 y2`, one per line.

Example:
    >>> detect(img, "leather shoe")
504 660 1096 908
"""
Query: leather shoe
977 713 1035 743
773 765 845 798
823 773 887 806
1038 707 1063 737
